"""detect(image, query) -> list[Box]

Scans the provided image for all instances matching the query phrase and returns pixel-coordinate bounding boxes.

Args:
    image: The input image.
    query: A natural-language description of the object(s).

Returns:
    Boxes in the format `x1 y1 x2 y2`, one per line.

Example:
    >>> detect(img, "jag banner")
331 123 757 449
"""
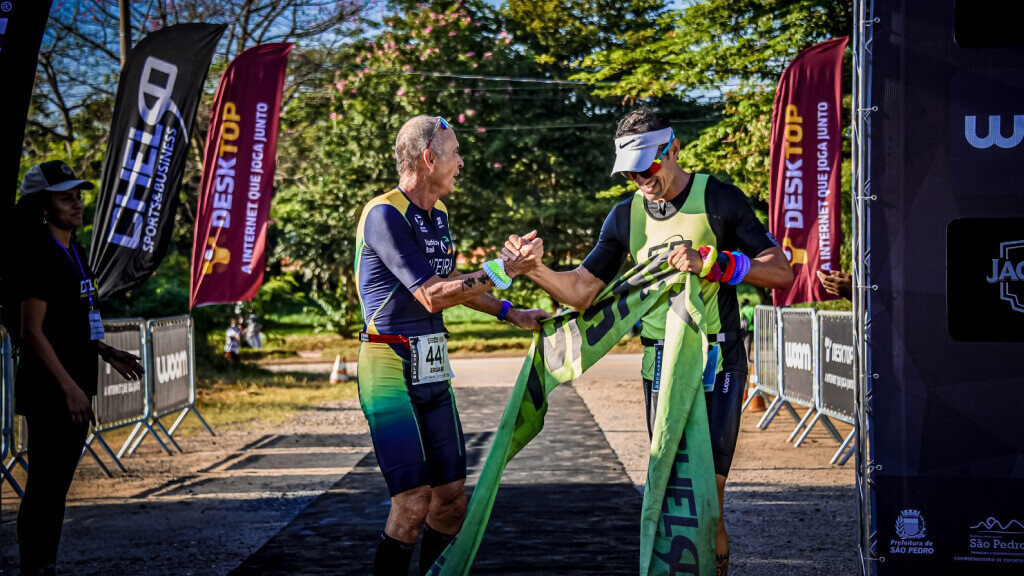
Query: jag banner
769 37 847 306
0 0 54 325
870 1 1024 573
431 255 717 576
189 42 291 308
90 23 225 299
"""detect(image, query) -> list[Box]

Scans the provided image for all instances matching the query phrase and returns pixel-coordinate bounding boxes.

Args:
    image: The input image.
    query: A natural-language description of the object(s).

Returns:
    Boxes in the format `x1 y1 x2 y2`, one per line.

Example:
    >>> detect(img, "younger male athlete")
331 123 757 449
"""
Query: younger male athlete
505 108 793 575
356 115 547 575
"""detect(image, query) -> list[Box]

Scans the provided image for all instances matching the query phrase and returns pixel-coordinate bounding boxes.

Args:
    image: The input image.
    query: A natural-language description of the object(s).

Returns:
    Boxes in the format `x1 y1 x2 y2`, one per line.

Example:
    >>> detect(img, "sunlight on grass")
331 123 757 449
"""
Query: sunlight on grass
172 373 357 435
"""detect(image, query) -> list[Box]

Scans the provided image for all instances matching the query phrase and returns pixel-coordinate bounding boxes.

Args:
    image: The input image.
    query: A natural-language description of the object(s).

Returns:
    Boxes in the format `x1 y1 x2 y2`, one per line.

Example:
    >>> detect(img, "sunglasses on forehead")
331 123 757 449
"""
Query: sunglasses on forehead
623 138 673 181
426 116 451 150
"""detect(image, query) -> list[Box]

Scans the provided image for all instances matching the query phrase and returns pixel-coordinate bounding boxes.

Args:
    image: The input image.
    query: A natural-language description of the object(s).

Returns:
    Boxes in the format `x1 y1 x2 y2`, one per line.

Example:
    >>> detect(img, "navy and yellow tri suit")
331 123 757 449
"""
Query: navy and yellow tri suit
355 187 465 496
581 174 778 476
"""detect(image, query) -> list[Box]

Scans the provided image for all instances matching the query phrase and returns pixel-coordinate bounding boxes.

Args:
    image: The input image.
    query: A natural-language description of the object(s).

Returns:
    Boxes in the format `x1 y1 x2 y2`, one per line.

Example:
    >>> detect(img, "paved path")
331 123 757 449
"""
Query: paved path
0 353 859 575
229 382 643 575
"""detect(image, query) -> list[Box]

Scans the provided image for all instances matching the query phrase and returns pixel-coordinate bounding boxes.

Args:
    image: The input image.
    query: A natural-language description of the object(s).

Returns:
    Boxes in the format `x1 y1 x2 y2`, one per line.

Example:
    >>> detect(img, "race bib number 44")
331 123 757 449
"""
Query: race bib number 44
409 332 454 385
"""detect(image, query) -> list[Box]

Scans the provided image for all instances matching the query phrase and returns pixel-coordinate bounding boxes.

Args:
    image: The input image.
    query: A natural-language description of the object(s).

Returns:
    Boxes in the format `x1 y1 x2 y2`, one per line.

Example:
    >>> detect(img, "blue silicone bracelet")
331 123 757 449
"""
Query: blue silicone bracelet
497 299 513 321
727 252 751 285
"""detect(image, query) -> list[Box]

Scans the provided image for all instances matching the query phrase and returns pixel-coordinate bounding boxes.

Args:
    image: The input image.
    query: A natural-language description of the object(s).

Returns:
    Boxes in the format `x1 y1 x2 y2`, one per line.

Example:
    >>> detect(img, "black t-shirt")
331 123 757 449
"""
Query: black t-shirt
14 232 100 415
581 175 777 371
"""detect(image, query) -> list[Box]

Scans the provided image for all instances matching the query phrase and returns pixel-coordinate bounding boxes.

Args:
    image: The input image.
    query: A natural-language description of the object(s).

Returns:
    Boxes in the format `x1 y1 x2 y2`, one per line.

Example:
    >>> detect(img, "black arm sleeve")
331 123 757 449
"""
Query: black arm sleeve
705 178 778 256
580 199 631 285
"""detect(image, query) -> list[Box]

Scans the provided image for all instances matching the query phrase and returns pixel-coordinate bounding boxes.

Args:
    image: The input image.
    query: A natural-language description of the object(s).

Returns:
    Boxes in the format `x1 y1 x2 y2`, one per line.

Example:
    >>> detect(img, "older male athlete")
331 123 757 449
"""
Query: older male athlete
356 115 547 575
506 107 793 575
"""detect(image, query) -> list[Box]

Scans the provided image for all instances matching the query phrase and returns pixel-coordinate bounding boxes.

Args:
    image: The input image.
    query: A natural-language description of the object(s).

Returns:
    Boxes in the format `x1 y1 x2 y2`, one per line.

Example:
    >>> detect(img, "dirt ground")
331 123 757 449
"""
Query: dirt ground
0 353 859 575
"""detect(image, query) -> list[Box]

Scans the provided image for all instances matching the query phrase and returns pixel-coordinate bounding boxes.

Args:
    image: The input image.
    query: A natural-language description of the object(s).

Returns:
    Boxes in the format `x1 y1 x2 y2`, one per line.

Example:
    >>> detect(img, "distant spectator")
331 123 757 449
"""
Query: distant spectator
246 314 263 349
236 315 248 348
224 318 241 362
817 270 853 300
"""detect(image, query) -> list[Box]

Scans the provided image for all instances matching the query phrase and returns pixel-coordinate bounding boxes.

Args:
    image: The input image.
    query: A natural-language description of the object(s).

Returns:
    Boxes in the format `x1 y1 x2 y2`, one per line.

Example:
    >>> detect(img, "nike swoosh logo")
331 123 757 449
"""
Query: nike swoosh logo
618 138 638 149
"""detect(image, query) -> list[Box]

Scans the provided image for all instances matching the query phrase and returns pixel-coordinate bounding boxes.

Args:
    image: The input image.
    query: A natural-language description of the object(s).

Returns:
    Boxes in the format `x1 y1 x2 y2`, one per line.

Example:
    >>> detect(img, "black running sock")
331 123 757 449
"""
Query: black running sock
374 531 415 576
419 523 457 575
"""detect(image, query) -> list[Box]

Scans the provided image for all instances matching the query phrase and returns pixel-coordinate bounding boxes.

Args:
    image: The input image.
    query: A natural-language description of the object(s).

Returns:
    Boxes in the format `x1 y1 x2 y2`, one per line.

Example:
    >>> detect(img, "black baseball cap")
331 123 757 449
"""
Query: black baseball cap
20 160 95 197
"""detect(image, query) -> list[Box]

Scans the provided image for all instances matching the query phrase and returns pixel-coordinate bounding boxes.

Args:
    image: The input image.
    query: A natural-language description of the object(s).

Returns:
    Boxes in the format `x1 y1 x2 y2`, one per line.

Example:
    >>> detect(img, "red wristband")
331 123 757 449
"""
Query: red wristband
719 251 737 283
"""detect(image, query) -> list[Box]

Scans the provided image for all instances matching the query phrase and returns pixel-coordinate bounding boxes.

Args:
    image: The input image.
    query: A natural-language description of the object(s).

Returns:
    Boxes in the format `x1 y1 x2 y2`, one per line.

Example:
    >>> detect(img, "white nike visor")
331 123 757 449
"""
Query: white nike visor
610 127 674 176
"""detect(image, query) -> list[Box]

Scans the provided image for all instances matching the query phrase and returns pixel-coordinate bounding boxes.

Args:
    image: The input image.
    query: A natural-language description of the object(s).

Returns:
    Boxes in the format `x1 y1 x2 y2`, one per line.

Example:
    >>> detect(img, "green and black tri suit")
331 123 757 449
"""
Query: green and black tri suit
581 174 778 475
355 187 466 497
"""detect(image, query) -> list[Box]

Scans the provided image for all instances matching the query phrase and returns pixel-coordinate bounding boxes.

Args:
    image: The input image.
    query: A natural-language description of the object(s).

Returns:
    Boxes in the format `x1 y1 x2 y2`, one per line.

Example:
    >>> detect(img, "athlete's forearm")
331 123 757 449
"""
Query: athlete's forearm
741 246 794 290
525 264 603 311
414 271 495 313
462 290 504 317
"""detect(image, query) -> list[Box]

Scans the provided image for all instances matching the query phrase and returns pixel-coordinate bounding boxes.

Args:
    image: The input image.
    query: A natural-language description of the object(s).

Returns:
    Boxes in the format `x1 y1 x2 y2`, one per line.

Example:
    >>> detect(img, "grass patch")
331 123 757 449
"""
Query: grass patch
169 370 358 435
209 303 643 363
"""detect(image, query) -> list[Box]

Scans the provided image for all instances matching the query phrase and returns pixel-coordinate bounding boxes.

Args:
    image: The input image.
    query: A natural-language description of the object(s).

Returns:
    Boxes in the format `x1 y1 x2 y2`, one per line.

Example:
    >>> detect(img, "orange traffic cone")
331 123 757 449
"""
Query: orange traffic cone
745 389 767 412
330 355 346 384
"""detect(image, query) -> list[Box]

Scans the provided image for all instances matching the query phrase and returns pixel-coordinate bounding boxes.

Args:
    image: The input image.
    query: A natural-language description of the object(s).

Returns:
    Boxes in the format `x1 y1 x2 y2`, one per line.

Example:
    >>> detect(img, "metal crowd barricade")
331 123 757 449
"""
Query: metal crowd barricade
126 315 213 455
777 308 831 444
750 306 799 430
746 305 778 416
814 311 857 464
0 325 23 496
85 318 171 476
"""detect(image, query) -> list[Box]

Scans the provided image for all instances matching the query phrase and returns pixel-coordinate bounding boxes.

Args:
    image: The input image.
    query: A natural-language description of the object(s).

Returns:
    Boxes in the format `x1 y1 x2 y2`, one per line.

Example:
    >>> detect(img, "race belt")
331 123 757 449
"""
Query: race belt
359 332 410 347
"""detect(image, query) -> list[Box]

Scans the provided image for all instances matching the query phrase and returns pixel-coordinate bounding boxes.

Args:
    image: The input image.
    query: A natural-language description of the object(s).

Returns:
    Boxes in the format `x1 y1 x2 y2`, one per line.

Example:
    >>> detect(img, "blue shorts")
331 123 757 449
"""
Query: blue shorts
357 343 466 497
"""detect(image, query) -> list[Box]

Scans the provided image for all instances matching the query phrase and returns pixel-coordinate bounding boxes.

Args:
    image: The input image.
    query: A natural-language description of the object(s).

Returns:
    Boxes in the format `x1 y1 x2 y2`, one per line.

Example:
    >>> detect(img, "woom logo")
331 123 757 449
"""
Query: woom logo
784 341 811 371
156 350 188 383
964 115 1024 149
985 240 1024 314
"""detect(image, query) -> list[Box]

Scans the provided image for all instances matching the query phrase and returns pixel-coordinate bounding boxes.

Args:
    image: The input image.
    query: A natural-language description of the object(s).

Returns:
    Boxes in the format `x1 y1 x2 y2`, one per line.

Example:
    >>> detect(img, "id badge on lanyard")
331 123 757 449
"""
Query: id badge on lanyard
408 332 454 385
89 310 105 341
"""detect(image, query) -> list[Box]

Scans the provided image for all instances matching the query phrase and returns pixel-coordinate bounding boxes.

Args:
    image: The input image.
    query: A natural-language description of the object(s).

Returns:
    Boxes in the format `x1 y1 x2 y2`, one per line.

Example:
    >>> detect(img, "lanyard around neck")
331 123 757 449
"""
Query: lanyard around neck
50 235 95 310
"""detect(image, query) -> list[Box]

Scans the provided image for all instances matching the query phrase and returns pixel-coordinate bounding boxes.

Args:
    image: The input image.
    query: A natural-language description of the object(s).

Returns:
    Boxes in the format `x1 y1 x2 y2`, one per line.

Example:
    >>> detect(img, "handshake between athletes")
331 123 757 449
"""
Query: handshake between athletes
501 229 712 312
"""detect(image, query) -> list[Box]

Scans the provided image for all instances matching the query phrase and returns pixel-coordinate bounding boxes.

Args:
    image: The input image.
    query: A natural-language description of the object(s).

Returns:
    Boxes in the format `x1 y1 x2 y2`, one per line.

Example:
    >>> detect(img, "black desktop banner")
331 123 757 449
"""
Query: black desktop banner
90 23 225 298
871 1 1024 573
0 0 53 325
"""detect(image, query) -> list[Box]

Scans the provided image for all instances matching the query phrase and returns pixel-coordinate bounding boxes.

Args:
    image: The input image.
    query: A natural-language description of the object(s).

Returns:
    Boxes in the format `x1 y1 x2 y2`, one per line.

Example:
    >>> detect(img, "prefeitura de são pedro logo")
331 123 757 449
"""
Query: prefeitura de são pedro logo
890 509 935 556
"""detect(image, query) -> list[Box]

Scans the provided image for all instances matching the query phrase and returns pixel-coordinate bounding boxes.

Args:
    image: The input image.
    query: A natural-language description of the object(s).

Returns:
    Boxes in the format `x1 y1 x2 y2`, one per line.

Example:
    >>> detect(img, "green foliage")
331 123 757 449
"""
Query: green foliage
22 0 860 346
272 0 654 330
99 252 191 319
574 0 852 200
252 273 307 318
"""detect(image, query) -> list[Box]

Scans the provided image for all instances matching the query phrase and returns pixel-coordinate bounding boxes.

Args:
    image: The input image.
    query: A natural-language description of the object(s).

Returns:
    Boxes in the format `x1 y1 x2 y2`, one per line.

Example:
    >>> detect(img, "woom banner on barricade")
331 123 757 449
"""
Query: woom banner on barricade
818 312 854 421
150 317 190 415
0 0 54 328
753 305 780 394
95 321 146 426
769 37 847 306
190 42 292 308
870 1 1024 572
779 309 814 407
90 23 225 299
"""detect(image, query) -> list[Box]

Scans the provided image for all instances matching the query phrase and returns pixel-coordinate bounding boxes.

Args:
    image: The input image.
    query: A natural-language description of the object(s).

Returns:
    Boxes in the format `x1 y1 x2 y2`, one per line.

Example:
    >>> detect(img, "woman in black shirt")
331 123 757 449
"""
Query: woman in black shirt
13 161 144 576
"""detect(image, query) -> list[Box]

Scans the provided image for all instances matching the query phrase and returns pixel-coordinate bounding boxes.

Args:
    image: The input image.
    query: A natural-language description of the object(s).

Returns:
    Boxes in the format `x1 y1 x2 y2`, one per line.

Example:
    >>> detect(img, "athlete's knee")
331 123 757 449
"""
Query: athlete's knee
432 482 467 517
391 485 432 531
428 481 467 532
